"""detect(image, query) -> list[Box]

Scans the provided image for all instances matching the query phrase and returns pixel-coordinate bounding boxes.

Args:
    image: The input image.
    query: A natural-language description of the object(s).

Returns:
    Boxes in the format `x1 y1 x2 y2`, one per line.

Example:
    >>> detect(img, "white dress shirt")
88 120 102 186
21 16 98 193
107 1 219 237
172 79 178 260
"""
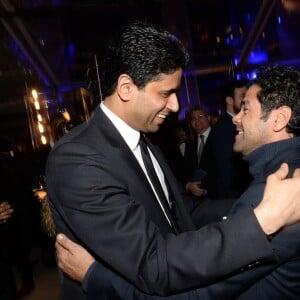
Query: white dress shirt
100 102 171 224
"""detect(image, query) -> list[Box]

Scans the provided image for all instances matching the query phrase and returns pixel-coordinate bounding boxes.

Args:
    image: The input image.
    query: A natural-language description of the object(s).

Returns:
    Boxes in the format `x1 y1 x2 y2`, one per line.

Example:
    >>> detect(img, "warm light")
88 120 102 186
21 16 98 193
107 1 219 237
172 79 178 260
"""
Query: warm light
32 89 38 100
37 113 42 122
41 135 47 144
62 109 71 121
281 0 300 12
38 122 44 133
216 36 221 43
34 100 40 110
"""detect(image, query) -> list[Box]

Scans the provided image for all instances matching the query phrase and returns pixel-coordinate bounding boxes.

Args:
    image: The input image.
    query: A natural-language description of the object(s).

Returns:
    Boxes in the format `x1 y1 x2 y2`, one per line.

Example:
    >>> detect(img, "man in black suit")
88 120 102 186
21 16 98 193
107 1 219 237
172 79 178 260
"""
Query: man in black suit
200 79 252 199
47 22 300 299
182 106 211 197
56 65 300 300
57 66 300 300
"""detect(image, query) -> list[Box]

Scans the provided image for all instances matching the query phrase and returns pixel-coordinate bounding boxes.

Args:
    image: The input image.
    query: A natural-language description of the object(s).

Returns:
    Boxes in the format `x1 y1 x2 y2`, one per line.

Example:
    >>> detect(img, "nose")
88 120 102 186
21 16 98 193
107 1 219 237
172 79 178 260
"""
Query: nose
166 94 179 112
232 110 242 125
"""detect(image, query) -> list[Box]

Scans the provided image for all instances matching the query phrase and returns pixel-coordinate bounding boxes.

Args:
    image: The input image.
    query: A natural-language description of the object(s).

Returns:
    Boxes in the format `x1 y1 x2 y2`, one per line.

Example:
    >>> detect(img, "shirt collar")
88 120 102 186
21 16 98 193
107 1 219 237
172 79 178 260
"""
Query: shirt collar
100 102 140 150
226 111 235 118
199 127 211 138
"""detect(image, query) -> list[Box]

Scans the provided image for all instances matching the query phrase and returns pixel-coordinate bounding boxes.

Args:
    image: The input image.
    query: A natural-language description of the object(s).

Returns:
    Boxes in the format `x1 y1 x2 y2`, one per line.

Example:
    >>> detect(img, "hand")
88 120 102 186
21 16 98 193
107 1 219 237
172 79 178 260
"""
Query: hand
254 163 300 235
186 181 206 197
0 201 14 223
56 233 95 283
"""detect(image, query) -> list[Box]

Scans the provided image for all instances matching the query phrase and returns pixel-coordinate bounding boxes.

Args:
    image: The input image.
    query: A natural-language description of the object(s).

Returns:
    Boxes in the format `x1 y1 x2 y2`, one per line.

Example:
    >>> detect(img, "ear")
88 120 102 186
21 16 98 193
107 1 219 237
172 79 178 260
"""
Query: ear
273 106 292 132
116 74 134 101
225 96 234 107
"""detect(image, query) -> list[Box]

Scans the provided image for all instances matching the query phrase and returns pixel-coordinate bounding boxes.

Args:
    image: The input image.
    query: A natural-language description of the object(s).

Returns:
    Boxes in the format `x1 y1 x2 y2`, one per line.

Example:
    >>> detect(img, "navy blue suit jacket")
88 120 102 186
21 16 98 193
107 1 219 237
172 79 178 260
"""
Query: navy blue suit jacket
88 138 300 299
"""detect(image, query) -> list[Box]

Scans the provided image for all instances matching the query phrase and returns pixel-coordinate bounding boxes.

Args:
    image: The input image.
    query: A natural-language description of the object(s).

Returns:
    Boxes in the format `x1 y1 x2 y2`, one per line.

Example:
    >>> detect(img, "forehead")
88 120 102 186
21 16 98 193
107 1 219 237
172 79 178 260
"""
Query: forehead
191 109 206 115
244 84 261 104
151 69 182 87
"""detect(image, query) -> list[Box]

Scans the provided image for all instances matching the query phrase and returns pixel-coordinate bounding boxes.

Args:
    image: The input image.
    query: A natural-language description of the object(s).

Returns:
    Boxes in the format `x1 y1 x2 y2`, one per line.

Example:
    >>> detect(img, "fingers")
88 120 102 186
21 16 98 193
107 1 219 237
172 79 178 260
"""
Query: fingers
293 167 300 178
56 233 72 251
56 234 72 270
56 233 79 255
258 163 300 235
0 202 14 221
0 201 10 210
272 163 289 180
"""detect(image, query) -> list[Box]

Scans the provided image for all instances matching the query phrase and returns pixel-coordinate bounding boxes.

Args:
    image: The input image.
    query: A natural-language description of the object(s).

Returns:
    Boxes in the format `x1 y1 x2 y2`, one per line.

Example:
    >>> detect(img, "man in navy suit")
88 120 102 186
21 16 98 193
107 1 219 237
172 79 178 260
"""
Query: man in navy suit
47 21 300 300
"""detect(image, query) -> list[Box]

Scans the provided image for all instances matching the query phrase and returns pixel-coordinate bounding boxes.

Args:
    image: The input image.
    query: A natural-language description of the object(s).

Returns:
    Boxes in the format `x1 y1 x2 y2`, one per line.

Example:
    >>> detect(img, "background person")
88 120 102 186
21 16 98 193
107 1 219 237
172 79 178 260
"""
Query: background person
200 79 252 200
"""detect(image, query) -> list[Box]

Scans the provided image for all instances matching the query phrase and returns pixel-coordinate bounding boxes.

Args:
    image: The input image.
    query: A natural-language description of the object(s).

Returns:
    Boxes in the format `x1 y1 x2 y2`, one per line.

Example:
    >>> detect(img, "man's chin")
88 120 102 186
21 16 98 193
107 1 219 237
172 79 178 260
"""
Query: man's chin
233 144 242 154
145 125 160 134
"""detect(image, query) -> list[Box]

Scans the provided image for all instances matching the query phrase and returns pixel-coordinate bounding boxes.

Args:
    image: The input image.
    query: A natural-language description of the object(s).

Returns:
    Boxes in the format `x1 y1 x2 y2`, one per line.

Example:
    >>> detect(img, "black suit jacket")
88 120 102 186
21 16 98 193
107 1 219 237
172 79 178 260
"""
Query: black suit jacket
46 106 275 299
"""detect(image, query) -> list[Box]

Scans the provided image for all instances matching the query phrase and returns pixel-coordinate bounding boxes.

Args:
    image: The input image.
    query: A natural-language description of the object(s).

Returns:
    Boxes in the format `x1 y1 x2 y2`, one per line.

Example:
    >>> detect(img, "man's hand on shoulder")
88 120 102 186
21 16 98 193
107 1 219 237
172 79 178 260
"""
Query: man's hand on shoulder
254 163 300 235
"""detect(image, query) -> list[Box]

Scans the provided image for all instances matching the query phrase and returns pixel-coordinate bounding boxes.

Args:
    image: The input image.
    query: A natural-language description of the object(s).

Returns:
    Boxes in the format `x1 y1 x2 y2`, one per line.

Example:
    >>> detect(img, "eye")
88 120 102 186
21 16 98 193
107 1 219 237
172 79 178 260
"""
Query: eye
162 92 173 98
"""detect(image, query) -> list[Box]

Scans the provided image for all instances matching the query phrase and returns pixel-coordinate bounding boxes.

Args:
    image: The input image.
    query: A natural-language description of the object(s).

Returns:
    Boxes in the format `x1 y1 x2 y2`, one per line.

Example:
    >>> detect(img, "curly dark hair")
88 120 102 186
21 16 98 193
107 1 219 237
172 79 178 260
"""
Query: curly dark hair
253 65 300 136
100 21 189 97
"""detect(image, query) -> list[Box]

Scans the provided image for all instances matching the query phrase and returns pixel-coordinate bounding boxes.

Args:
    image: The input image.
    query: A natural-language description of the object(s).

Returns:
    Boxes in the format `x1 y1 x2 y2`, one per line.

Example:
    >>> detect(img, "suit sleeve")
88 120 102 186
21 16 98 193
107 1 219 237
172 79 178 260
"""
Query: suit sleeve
85 262 198 300
84 259 278 300
47 142 276 296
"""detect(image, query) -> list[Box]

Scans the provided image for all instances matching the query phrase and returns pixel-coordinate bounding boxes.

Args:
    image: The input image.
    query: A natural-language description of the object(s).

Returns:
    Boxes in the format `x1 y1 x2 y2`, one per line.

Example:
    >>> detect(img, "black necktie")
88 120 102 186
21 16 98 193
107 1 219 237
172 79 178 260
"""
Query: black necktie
139 135 180 234
197 134 205 163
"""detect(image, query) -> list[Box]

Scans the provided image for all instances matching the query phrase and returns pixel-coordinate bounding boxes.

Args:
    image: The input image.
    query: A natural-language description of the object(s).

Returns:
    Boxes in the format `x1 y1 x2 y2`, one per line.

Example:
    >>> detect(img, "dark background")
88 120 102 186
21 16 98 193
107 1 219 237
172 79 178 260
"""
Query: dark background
0 0 299 148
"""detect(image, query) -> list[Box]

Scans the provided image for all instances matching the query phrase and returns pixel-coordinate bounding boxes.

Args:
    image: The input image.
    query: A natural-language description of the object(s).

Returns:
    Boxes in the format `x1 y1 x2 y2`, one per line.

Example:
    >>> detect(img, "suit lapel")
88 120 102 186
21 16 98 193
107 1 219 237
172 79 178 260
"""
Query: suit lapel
93 108 175 234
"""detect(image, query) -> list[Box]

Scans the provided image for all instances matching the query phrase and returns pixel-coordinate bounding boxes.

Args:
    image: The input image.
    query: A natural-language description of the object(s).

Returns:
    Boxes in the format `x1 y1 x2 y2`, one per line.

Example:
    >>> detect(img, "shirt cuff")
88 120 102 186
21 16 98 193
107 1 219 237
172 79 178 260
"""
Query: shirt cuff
82 261 97 293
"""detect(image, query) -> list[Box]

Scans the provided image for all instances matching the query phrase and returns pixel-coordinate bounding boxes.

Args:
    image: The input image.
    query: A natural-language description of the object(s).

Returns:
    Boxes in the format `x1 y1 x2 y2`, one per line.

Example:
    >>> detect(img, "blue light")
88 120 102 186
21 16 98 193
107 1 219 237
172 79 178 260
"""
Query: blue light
68 43 75 55
52 0 62 6
236 73 241 80
277 16 281 24
247 13 251 22
250 71 257 79
226 37 230 45
65 43 75 66
247 50 268 64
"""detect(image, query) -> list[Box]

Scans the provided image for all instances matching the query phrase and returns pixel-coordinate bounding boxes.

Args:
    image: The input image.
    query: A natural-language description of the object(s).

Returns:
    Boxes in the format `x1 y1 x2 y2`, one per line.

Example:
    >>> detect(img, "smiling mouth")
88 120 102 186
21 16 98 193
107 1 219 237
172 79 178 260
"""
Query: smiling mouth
158 114 167 119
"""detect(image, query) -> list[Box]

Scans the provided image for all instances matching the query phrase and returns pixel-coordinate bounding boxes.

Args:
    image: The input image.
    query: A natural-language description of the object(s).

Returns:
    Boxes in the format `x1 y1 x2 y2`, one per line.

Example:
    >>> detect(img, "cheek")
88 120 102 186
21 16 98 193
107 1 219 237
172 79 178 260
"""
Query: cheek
244 121 265 142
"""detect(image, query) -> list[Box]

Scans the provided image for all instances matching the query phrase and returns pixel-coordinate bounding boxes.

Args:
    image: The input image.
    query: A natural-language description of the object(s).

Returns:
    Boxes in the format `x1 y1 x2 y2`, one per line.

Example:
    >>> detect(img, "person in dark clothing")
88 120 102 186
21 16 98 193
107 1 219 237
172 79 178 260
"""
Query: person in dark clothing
0 151 16 300
54 65 300 299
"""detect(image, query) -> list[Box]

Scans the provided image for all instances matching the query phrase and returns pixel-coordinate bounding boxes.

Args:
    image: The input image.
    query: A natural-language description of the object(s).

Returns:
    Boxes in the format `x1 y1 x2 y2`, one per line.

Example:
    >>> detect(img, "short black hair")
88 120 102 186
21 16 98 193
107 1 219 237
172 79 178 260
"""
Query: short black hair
100 21 189 97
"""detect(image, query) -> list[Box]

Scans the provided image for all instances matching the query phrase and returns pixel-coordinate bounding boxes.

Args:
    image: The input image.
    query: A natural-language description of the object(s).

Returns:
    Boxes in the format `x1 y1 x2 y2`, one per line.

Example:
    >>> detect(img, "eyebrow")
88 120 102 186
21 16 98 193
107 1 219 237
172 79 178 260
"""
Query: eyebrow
163 87 180 95
241 99 249 106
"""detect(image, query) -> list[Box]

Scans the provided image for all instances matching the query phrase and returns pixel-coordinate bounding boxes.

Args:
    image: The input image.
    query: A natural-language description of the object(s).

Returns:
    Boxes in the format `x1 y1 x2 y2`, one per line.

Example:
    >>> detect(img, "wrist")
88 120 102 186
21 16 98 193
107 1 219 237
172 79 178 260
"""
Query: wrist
254 204 280 235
